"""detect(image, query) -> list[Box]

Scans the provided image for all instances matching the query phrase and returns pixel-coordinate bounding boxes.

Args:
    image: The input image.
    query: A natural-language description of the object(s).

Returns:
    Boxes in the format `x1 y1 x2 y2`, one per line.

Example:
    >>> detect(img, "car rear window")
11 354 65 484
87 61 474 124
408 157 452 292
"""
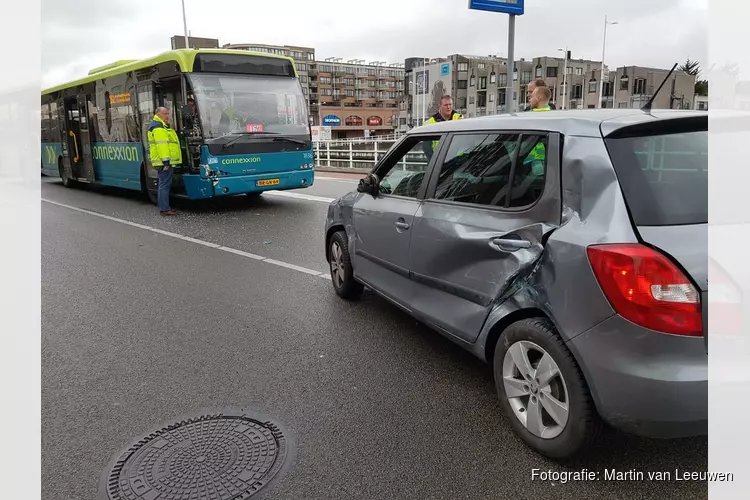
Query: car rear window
605 125 707 226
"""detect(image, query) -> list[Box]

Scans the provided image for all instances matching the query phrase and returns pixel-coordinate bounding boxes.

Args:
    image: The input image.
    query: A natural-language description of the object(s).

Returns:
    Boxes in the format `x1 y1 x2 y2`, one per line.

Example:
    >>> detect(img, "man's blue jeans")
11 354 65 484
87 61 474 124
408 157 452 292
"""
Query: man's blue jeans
156 166 172 212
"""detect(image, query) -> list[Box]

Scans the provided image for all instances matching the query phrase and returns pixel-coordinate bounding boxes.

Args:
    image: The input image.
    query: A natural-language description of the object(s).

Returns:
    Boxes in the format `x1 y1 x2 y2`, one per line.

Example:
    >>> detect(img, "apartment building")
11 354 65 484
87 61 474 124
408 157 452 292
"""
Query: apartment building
308 58 405 139
221 43 404 138
398 53 603 133
610 66 695 109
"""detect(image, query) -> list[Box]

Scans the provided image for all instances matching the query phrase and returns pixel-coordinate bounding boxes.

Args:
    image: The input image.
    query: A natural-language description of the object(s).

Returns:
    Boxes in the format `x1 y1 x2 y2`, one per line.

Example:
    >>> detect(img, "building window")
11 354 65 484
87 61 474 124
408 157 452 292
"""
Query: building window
469 96 475 105
572 84 583 99
489 93 495 102
575 67 583 75
470 75 476 87
479 77 487 90
546 66 558 78
477 63 485 69
297 63 307 71
300 75 308 83
490 72 496 84
634 78 647 95
588 80 597 93
498 74 507 86
522 71 532 84
535 65 542 78
620 76 629 91
458 62 469 71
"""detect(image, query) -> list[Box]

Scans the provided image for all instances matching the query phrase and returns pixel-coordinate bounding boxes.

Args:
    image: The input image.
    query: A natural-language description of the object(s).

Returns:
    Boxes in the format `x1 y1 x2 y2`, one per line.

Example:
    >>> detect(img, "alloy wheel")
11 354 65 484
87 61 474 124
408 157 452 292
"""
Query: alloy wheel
330 241 345 289
502 340 570 439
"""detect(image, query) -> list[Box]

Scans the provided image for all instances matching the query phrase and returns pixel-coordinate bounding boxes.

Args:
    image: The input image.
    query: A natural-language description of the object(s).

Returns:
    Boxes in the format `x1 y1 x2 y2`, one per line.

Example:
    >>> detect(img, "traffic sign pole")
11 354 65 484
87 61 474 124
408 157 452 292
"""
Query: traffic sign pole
468 0 525 114
507 14 516 113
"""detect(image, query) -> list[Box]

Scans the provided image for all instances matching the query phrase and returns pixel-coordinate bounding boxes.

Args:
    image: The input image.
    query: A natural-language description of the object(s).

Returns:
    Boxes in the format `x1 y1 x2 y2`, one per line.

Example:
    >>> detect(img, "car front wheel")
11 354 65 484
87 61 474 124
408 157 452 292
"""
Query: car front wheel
328 230 363 300
493 318 602 459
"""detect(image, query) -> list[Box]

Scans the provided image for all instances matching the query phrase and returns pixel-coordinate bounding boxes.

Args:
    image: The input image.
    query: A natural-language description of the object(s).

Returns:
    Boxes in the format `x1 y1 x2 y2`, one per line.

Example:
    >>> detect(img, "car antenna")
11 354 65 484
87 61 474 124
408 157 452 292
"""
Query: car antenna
641 63 678 113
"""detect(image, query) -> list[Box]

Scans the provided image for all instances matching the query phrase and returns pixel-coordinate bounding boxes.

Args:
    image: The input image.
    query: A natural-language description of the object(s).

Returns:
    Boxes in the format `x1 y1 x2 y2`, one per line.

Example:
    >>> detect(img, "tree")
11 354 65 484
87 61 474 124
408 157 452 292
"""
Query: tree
695 80 708 96
679 59 707 96
679 58 701 76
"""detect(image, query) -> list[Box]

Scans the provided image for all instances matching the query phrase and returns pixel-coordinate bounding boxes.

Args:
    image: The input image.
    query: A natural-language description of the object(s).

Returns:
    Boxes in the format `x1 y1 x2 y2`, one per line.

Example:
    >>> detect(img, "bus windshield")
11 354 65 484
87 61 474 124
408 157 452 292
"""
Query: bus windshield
188 73 309 140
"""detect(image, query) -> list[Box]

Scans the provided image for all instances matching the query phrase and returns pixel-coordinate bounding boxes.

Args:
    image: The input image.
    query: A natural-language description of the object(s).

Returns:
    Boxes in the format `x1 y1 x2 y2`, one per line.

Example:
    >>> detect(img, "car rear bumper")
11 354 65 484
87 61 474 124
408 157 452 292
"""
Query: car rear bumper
182 170 314 199
568 315 707 438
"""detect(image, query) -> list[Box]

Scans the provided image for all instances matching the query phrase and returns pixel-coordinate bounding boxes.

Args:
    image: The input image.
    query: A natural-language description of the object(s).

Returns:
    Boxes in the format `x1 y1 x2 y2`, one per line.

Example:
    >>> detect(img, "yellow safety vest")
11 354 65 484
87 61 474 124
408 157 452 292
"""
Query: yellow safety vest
147 115 182 167
424 112 464 150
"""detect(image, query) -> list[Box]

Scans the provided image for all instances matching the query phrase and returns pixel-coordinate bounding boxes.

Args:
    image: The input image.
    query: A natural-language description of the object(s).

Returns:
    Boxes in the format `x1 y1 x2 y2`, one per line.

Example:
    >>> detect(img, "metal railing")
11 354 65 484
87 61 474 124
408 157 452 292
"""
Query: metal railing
314 138 425 170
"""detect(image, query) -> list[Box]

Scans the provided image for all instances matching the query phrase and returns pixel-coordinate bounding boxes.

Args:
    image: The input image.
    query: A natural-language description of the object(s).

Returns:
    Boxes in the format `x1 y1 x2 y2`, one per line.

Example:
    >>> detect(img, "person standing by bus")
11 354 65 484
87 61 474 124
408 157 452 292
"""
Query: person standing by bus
148 107 182 216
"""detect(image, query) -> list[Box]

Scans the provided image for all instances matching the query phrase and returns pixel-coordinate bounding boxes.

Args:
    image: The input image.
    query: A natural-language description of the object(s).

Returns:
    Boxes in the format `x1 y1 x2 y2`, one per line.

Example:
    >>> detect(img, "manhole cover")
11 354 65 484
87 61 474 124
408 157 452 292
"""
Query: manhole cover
101 410 294 500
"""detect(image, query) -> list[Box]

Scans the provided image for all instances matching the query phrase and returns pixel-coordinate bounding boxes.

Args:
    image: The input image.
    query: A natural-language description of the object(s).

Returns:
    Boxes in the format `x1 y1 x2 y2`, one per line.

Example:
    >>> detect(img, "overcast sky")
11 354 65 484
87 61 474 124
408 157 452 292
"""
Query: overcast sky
41 0 708 88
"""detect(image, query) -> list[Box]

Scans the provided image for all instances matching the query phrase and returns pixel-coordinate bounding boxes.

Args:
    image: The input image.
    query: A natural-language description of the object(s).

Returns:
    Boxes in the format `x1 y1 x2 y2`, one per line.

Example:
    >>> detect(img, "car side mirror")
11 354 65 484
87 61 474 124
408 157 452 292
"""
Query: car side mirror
357 173 379 197
181 105 194 129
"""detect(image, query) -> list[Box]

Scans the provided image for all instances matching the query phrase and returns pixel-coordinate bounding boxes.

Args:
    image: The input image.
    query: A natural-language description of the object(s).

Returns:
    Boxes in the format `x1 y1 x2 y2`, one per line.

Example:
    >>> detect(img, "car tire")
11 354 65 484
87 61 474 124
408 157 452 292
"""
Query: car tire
328 230 364 300
493 317 601 460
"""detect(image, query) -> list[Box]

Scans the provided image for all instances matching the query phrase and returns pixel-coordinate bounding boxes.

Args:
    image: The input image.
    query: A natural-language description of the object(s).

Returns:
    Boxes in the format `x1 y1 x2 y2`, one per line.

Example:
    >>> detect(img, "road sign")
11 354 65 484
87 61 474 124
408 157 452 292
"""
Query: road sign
469 0 524 112
468 0 524 16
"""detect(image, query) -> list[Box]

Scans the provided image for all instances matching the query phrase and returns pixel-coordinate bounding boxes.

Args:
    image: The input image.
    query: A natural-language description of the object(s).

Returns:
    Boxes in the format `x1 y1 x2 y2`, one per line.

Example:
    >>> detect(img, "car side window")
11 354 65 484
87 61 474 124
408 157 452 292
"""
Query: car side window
377 135 441 198
431 132 548 208
507 134 548 208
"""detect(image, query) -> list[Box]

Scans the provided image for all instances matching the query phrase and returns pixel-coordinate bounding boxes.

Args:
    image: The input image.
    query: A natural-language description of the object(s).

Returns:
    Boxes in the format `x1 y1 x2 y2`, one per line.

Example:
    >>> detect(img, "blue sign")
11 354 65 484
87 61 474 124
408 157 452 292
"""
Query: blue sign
441 63 450 76
468 0 524 15
322 115 341 126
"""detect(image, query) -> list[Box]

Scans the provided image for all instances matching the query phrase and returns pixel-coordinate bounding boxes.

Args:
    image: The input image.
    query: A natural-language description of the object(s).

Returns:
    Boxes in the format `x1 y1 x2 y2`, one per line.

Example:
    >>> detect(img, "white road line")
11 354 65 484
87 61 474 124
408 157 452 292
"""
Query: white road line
264 191 335 203
316 176 359 184
42 198 333 281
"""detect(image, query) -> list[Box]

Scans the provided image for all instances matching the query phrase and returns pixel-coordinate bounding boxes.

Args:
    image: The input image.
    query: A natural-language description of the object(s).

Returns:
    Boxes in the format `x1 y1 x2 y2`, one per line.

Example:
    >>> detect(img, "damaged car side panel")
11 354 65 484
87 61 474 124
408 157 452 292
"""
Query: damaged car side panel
405 132 563 344
473 135 640 361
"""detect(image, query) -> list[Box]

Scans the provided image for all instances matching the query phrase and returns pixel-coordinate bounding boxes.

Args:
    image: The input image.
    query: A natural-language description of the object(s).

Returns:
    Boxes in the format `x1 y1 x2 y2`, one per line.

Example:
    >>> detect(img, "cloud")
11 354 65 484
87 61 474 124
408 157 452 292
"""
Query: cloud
41 0 708 87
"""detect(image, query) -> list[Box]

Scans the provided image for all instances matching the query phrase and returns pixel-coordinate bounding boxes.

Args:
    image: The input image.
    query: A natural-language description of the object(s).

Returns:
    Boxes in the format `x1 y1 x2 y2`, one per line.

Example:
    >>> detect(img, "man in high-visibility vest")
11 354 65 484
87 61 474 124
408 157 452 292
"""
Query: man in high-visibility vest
525 79 557 111
148 107 182 215
422 95 464 160
524 86 552 177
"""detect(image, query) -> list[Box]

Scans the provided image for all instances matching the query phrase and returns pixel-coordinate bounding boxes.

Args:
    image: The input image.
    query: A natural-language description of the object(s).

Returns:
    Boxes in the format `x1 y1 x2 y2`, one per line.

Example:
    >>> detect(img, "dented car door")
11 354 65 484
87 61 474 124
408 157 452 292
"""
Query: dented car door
407 131 562 343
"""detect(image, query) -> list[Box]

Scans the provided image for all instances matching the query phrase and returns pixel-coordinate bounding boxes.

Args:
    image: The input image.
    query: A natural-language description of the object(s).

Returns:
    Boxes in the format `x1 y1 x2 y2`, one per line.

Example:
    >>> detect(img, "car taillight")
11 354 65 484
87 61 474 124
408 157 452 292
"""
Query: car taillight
586 243 702 337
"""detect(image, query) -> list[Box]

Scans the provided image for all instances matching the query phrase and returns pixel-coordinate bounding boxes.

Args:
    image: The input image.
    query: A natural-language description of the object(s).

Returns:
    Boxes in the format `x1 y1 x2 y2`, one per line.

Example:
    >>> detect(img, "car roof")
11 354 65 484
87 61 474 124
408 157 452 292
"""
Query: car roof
410 108 708 138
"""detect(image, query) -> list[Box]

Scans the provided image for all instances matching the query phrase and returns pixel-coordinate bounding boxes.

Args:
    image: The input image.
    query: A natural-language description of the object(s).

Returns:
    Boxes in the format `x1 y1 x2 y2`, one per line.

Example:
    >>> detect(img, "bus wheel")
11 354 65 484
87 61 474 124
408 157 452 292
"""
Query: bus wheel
59 160 73 188
141 164 157 205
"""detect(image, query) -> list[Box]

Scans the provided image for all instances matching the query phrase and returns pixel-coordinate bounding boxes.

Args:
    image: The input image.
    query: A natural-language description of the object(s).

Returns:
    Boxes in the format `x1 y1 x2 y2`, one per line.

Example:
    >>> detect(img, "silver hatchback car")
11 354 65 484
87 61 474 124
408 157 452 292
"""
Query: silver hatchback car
324 109 707 459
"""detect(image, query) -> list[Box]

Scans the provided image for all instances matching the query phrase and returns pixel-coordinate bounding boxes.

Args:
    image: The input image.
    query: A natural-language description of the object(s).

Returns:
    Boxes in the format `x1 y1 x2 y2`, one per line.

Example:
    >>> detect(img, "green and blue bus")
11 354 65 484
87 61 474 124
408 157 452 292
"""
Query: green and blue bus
40 49 314 202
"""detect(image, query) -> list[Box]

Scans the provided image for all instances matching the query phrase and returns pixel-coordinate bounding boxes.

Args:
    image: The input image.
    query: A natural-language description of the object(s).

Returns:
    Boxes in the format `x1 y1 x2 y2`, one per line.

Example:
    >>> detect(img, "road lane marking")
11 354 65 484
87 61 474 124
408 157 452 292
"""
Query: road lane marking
264 191 335 203
42 198 334 281
316 176 359 184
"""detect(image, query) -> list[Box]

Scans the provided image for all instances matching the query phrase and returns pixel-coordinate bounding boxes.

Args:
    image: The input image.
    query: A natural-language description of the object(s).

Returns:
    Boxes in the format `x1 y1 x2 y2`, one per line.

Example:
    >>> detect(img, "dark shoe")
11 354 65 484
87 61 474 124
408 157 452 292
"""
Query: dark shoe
160 210 177 216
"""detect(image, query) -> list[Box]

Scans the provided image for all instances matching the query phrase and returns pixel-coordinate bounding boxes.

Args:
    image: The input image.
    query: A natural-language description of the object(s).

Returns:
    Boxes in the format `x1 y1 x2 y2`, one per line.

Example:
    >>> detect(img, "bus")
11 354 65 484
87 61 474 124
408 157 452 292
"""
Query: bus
40 49 315 202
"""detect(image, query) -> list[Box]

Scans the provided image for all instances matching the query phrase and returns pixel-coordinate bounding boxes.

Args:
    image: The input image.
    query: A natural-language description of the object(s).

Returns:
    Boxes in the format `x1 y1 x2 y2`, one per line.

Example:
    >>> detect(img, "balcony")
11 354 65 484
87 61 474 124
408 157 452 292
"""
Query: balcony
308 69 318 76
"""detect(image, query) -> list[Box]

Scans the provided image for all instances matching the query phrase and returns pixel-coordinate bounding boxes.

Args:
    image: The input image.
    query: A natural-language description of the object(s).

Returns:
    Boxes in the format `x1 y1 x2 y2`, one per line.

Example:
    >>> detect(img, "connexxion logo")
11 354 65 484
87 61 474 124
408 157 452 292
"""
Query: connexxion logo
221 157 262 165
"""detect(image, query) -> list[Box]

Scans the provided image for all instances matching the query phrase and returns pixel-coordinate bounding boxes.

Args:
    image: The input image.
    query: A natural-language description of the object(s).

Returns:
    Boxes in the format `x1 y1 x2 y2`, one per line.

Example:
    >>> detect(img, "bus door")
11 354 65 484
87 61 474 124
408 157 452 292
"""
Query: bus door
62 96 94 182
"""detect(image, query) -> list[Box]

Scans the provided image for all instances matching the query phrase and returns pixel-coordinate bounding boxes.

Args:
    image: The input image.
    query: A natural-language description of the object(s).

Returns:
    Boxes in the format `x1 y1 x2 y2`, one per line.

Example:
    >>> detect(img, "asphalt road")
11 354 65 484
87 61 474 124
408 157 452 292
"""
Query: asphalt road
42 174 708 500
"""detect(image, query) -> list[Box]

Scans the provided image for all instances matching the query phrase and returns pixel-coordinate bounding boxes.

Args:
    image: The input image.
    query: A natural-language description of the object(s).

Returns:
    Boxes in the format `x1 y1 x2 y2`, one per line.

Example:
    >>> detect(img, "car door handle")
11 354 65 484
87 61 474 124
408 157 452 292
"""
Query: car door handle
395 221 410 230
489 237 532 252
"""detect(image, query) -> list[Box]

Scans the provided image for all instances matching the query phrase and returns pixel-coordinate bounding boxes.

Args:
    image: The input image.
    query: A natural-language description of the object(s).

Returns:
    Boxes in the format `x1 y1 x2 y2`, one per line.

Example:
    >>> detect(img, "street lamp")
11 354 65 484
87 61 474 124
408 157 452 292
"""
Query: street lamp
558 47 568 110
180 0 189 49
597 15 618 109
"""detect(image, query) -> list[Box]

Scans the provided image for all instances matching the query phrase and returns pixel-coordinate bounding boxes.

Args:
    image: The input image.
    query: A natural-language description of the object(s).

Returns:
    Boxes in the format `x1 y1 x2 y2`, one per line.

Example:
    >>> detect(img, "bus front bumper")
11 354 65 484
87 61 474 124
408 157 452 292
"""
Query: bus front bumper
182 170 315 199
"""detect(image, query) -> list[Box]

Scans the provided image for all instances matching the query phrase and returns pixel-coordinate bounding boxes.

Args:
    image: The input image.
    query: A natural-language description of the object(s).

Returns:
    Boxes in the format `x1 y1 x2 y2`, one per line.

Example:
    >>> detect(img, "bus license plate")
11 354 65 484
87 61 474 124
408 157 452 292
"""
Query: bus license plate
257 178 280 187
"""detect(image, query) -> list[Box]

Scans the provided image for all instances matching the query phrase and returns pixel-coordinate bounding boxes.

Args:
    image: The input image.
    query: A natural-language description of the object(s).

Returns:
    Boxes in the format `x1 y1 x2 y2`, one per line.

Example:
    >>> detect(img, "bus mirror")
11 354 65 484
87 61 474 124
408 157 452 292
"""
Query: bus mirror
181 105 194 129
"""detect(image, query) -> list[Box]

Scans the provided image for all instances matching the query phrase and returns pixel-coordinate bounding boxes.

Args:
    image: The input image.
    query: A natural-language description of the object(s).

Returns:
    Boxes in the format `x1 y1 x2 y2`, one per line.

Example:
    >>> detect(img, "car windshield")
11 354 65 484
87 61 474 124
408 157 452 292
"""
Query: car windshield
605 127 707 226
188 73 309 139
